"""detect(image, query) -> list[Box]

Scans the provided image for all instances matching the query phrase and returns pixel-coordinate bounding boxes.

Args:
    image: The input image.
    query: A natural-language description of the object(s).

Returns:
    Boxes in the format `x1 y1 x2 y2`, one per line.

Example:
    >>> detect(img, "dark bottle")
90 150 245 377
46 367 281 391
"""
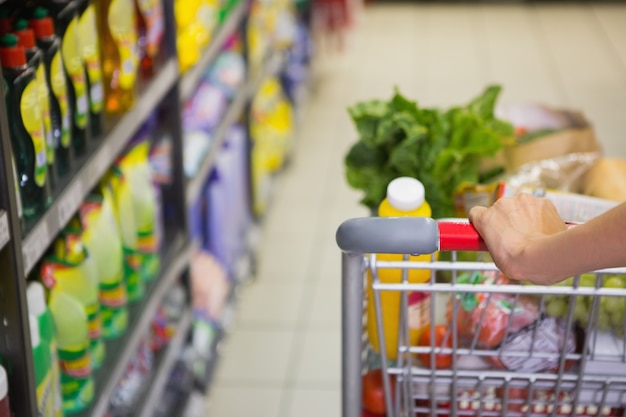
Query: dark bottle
14 18 58 190
29 7 74 178
0 34 52 221
46 1 91 157
77 0 105 138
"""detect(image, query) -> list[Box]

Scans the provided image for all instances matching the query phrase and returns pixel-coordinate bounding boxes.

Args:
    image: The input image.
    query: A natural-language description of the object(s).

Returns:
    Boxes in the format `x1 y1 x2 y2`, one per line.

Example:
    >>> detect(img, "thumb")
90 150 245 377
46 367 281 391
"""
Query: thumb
468 205 487 229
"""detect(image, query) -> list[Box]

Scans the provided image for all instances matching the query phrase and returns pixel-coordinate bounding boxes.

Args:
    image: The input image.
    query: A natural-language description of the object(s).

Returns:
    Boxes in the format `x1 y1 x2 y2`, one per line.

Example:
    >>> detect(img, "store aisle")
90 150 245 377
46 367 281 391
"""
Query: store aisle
205 3 626 417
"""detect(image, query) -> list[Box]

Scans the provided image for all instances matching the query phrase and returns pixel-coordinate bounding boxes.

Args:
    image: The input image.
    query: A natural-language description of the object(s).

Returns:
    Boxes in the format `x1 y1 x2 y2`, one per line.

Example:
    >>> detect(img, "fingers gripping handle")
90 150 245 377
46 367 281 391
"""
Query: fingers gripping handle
335 217 487 254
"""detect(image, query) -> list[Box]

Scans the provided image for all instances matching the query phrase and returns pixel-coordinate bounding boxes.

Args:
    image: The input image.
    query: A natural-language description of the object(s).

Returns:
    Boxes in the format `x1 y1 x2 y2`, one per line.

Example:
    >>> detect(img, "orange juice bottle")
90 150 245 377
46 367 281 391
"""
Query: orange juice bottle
368 177 436 361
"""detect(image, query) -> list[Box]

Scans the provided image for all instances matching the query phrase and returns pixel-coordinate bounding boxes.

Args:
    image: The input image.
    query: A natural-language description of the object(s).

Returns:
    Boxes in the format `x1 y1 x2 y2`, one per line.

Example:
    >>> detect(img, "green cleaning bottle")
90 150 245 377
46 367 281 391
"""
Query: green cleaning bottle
27 282 65 417
47 289 94 414
14 18 58 190
29 314 54 417
47 1 90 157
0 34 51 221
29 7 73 177
77 0 104 137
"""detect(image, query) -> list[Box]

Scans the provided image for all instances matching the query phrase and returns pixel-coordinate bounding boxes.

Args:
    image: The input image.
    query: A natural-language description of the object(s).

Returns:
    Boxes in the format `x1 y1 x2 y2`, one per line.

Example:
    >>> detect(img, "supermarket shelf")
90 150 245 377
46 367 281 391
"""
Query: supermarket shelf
138 308 194 417
184 50 286 207
21 59 179 275
75 235 194 417
0 210 9 251
179 0 248 103
185 84 249 206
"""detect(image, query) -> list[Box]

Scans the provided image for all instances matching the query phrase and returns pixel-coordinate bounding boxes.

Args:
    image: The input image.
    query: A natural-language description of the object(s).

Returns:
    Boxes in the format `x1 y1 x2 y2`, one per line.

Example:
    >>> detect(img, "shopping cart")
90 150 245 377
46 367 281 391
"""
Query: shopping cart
337 217 626 417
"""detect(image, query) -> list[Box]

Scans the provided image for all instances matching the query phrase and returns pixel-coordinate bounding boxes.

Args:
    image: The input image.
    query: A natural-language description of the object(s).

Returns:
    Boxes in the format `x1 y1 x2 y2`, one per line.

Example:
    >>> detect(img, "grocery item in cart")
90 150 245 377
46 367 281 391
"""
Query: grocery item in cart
368 177 435 360
447 272 540 349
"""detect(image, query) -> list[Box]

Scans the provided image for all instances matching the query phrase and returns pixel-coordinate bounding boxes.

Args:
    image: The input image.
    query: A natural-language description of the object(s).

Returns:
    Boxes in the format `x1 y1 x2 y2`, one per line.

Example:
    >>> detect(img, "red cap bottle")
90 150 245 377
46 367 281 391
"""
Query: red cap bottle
13 19 36 51
0 34 27 68
0 9 12 36
29 7 55 40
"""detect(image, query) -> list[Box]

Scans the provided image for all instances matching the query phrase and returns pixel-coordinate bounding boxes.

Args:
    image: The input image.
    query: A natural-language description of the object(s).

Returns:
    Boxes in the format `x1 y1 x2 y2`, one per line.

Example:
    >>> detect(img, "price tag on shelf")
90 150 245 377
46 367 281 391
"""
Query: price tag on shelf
57 179 84 228
0 211 10 249
22 223 50 274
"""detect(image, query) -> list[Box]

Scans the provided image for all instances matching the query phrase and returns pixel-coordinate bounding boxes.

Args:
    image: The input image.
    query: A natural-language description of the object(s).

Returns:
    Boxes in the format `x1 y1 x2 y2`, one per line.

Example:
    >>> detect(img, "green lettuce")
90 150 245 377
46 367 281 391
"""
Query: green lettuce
345 85 514 218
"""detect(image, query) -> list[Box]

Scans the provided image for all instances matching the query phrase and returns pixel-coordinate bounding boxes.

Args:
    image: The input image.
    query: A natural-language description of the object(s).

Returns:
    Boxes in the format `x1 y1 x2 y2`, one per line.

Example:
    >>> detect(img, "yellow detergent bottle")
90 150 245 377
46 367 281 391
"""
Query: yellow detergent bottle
368 177 437 361
47 289 94 414
42 231 104 369
79 189 128 339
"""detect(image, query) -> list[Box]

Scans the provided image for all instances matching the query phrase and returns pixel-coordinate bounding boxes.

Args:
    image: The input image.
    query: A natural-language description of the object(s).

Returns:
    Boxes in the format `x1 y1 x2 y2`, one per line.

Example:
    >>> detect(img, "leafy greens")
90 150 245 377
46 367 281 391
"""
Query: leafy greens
345 85 514 219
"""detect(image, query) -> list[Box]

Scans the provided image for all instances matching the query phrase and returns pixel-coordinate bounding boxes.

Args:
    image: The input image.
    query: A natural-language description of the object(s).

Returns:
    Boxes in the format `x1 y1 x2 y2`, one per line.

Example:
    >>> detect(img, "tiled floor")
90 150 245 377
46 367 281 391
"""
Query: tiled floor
205 3 626 416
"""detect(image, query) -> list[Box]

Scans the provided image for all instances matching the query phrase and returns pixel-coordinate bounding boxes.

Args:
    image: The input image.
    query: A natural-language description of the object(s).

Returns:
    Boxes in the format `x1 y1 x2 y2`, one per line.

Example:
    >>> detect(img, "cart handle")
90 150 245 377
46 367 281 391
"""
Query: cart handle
336 217 487 254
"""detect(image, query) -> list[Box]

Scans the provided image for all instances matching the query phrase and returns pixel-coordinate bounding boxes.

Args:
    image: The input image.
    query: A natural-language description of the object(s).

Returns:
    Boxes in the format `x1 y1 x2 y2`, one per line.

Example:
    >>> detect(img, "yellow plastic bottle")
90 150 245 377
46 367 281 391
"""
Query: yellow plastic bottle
368 177 436 361
97 0 139 113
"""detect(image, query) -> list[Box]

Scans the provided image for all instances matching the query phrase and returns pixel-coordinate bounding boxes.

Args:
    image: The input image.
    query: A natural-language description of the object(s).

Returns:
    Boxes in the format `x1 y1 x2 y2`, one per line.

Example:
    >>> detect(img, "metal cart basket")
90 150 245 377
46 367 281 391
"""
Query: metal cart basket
337 217 626 417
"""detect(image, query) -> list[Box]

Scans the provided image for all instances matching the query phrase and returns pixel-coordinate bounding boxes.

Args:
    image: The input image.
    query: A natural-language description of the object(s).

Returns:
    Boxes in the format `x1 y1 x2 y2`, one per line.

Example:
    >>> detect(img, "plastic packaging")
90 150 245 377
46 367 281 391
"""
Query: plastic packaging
30 314 55 417
0 33 51 220
29 7 73 177
105 169 143 301
47 0 90 156
136 0 165 78
47 286 94 413
27 282 64 417
42 230 104 369
79 189 128 339
368 177 435 360
116 140 159 283
446 272 540 349
97 0 139 113
77 0 105 136
14 19 57 189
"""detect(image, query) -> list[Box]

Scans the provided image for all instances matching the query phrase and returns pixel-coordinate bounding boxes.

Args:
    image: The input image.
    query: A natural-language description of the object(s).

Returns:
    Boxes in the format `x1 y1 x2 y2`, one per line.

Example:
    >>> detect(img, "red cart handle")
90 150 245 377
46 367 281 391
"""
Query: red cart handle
438 220 487 252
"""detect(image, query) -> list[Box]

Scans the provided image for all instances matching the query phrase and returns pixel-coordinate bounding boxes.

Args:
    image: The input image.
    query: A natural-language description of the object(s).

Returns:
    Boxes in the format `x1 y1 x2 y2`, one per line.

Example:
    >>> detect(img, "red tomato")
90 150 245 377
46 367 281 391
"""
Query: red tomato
417 325 453 369
362 369 395 415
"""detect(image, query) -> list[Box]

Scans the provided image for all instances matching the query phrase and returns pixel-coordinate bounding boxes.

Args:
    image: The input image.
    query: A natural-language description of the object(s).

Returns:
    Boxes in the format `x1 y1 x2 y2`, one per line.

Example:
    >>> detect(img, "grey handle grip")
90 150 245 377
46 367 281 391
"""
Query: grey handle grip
336 217 440 255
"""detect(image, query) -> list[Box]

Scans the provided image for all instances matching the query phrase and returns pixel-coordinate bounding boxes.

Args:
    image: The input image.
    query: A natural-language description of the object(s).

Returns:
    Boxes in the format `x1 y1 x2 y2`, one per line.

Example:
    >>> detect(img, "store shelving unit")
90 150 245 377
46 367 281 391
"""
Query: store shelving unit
0 0 300 415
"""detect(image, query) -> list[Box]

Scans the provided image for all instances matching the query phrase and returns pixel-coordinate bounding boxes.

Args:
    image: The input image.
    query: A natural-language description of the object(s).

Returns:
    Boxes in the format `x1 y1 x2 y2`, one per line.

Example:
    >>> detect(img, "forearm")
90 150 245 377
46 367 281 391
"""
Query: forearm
527 202 626 283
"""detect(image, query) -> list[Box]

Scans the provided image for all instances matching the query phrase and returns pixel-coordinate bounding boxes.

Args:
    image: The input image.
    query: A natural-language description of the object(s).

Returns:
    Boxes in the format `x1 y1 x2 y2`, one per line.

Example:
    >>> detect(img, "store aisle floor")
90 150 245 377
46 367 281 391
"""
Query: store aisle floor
205 3 626 416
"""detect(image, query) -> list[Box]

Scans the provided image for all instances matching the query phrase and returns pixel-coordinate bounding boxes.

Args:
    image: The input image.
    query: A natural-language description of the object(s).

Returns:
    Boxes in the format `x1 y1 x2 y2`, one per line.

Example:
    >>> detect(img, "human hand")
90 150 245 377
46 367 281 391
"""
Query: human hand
468 193 567 284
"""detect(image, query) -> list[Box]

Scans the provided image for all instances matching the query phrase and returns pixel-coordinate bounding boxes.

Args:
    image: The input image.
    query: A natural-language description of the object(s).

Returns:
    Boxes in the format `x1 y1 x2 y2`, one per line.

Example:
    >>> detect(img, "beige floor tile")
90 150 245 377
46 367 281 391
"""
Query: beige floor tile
307 273 342 331
214 328 295 384
236 282 306 329
205 385 283 417
282 388 341 417
293 329 342 388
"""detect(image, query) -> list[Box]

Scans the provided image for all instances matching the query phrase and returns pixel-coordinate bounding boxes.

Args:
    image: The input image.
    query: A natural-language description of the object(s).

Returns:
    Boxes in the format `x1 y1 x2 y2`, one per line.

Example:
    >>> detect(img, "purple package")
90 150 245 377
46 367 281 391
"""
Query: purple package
183 82 228 133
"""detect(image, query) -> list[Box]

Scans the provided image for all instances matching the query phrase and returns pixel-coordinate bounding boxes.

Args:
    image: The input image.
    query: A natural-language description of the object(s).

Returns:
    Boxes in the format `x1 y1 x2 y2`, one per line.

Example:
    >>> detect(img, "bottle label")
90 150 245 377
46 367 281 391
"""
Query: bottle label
36 63 54 165
58 342 94 414
61 18 89 129
48 339 64 417
109 0 139 90
21 80 47 187
36 368 54 417
50 51 71 148
408 291 430 331
138 0 165 57
123 247 143 301
78 4 104 114
100 273 129 339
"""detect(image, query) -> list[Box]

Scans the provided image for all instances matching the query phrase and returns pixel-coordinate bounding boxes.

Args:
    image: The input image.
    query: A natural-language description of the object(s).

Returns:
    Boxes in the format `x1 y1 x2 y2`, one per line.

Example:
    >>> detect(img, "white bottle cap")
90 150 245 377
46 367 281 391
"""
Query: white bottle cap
26 282 47 317
0 364 6 400
387 177 425 211
29 315 40 349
